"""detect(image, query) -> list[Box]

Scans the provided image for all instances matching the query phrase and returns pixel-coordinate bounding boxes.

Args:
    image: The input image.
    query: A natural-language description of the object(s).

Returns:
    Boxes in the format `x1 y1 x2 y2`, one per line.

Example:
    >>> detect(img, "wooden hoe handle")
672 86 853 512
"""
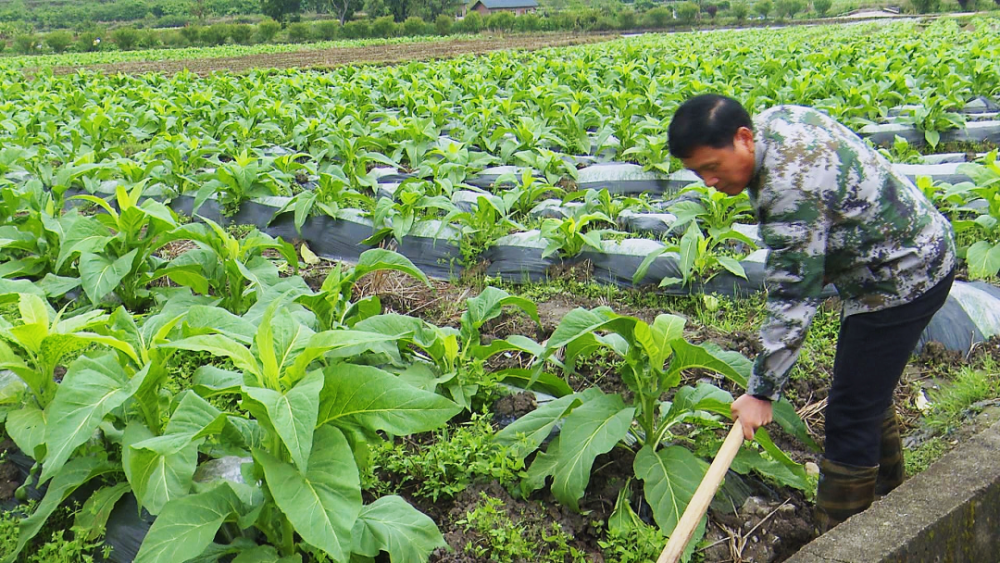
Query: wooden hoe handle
657 419 746 563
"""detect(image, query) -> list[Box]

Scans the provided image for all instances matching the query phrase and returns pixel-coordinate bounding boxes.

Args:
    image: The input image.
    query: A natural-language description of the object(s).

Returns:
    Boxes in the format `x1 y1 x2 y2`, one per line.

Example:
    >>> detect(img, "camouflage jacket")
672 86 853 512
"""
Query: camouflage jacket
745 106 956 401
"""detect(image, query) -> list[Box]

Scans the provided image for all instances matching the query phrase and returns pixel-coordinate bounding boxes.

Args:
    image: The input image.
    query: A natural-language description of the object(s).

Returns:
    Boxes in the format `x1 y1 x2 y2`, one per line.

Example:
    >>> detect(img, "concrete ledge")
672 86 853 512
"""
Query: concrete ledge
787 419 1000 563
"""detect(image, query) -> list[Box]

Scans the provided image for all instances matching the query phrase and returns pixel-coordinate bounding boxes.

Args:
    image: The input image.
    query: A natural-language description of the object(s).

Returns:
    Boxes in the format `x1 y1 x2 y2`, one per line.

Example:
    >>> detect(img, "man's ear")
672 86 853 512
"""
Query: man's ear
735 126 754 149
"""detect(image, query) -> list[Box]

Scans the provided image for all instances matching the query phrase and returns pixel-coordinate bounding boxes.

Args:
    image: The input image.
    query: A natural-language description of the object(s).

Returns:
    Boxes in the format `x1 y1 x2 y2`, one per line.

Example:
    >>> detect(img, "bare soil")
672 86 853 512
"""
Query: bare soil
0 439 23 502
41 33 617 77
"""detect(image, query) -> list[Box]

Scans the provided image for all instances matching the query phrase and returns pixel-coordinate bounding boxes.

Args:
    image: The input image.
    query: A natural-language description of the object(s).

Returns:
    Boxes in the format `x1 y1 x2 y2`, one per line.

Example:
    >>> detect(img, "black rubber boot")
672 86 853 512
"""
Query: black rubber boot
815 458 878 534
875 406 904 497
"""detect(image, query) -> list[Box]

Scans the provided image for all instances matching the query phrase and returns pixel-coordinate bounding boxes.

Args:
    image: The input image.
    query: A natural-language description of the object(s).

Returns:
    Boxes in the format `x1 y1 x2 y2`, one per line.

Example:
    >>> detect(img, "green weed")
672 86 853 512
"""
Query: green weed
458 492 587 563
365 412 525 502
905 436 949 477
924 358 1000 433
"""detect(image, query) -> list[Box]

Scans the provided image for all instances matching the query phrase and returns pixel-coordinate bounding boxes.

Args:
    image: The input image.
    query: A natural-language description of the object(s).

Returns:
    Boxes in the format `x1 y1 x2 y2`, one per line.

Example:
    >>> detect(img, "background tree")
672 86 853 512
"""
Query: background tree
676 1 700 21
261 0 302 22
44 30 72 53
326 0 362 25
755 0 773 17
812 0 831 15
775 0 803 17
731 1 749 19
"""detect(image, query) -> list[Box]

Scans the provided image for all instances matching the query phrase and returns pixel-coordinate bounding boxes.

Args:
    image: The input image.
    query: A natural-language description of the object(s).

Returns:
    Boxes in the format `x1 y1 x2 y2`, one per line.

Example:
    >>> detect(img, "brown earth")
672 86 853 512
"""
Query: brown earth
39 33 617 77
0 439 22 502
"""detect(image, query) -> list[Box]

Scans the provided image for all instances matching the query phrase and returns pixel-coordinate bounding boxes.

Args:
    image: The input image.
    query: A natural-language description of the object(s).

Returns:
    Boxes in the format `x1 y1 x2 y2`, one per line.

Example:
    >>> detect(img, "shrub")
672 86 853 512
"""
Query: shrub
401 15 428 36
75 31 102 52
575 8 600 29
156 14 191 28
812 0 832 15
313 20 339 40
371 15 397 37
112 27 141 50
285 21 311 42
179 24 202 45
256 18 282 42
731 1 750 19
755 0 773 17
644 6 673 27
231 23 255 43
201 23 232 45
461 11 483 33
342 19 370 38
593 15 616 30
775 0 804 17
616 9 637 29
486 10 515 31
12 34 36 55
138 28 161 48
435 14 453 35
159 29 188 47
908 0 940 11
45 30 73 53
704 3 719 17
549 11 578 30
676 1 701 22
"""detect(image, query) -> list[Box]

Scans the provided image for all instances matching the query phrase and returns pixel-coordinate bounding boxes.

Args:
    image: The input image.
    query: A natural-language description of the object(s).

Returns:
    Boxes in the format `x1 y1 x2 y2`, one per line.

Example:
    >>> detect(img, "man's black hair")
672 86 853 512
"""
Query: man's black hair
667 94 753 159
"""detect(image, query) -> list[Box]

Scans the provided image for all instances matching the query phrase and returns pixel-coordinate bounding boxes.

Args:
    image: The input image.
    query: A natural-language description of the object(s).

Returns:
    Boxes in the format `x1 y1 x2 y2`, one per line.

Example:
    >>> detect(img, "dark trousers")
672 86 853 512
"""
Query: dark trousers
824 270 955 467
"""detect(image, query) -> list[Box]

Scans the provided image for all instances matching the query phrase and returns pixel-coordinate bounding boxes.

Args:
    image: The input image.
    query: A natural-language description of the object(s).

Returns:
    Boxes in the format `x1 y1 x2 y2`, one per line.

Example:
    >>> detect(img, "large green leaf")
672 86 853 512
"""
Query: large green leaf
495 391 593 458
2 457 115 563
72 481 132 541
134 482 247 563
254 425 363 562
661 383 733 428
352 249 430 288
634 314 686 373
546 307 621 350
772 398 821 452
183 305 258 345
79 248 139 305
192 365 244 397
966 241 1000 278
317 363 460 436
523 392 634 511
6 404 46 460
41 352 148 483
663 340 748 389
351 495 446 563
288 329 405 382
730 447 809 491
754 428 810 486
243 369 323 473
55 215 111 271
461 287 540 340
162 334 261 381
634 444 708 536
493 367 574 398
129 393 228 515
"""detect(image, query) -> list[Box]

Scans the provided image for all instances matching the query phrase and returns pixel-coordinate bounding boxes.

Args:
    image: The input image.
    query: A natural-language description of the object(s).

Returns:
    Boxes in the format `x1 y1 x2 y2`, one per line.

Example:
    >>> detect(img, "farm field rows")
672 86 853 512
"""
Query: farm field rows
8 33 614 75
0 15 998 563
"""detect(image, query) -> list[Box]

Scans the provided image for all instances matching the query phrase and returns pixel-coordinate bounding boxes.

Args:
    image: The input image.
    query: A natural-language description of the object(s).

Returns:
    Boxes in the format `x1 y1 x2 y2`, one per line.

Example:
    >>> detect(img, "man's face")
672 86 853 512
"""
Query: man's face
679 127 756 196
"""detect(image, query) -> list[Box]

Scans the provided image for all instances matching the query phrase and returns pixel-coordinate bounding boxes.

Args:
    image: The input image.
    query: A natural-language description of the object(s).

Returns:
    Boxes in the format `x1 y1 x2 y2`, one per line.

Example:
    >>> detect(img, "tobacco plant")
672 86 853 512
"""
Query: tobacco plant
497 308 811 547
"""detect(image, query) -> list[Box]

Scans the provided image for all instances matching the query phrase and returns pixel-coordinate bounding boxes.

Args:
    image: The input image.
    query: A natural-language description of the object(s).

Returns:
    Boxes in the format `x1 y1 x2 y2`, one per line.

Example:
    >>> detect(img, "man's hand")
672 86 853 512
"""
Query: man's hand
730 394 774 441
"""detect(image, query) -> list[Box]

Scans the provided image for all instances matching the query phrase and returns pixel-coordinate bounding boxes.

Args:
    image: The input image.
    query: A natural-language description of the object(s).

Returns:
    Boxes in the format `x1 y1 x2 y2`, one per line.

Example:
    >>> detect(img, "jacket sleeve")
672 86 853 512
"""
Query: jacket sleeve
747 165 834 401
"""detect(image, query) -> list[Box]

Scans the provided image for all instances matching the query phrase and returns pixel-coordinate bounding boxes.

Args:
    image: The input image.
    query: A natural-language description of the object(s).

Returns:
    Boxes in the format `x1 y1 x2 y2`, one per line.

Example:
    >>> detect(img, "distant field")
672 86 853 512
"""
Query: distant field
17 33 616 75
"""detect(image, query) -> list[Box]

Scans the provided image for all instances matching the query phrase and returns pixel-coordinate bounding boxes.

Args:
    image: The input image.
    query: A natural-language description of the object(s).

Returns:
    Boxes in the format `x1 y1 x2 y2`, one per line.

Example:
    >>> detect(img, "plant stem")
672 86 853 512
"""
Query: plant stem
281 514 295 556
